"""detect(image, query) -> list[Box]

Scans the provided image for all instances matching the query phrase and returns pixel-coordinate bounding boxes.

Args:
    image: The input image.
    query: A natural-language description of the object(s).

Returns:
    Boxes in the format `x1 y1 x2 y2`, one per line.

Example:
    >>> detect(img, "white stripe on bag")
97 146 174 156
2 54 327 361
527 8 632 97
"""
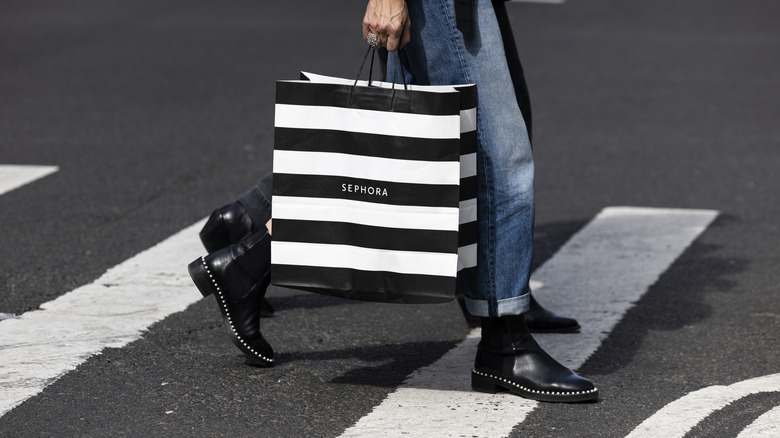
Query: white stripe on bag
460 108 477 133
460 153 476 178
458 243 477 269
273 150 462 186
459 198 477 224
273 196 461 231
275 104 461 139
271 241 459 277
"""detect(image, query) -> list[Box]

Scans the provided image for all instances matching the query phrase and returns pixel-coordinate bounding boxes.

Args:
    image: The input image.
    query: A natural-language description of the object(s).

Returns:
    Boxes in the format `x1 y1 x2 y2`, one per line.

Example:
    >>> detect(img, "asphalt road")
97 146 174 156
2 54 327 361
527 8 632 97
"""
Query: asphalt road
1 0 779 436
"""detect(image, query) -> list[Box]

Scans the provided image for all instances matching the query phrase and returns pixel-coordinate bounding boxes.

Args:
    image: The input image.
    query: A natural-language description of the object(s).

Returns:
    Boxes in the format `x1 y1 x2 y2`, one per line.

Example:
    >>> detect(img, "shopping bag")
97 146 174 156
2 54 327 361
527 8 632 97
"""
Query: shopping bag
270 61 477 304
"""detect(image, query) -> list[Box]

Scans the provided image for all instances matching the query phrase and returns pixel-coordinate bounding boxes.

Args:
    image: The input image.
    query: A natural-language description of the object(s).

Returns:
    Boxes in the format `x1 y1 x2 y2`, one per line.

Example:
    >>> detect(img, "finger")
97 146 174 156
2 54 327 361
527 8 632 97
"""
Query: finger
362 8 375 41
400 19 411 49
386 36 398 52
362 19 371 40
382 21 404 51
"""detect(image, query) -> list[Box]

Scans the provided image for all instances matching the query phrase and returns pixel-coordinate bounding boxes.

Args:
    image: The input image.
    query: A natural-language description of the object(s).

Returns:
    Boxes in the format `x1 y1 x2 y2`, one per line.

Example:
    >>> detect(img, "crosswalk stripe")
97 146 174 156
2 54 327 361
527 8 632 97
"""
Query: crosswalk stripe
0 219 206 417
0 206 719 430
737 402 780 438
0 165 58 196
338 207 718 437
627 373 780 437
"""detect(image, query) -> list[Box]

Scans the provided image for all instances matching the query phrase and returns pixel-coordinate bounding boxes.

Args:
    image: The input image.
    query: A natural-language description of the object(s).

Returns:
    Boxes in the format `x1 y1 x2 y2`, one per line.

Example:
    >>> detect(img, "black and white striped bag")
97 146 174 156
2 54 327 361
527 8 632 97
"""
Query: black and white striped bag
271 71 477 304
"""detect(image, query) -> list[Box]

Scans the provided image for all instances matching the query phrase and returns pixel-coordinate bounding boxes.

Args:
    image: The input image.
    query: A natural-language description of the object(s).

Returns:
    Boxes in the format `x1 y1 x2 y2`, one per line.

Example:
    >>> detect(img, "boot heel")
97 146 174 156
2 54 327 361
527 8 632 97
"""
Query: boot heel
199 211 231 253
471 370 503 394
188 257 216 298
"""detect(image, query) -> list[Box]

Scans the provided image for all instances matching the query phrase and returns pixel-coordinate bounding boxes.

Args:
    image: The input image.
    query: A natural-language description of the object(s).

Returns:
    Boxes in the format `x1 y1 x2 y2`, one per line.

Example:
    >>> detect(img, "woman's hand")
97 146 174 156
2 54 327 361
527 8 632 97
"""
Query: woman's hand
363 0 410 52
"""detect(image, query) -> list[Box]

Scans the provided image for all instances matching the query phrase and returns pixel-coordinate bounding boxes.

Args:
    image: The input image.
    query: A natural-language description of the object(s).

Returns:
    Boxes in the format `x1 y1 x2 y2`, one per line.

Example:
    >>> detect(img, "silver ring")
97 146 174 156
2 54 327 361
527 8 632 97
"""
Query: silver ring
366 33 379 49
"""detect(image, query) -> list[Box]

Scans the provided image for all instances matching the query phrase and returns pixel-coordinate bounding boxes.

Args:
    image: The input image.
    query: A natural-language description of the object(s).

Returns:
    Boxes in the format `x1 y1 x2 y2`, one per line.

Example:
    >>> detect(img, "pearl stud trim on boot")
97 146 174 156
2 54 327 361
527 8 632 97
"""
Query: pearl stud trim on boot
197 256 273 366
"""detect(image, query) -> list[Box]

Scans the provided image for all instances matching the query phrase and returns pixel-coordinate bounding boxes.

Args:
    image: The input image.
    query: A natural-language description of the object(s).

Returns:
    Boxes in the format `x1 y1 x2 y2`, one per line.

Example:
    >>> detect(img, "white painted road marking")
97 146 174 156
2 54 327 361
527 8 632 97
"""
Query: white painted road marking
738 402 780 438
339 207 719 437
627 373 780 438
0 165 57 322
0 206 729 435
0 220 206 417
0 165 58 196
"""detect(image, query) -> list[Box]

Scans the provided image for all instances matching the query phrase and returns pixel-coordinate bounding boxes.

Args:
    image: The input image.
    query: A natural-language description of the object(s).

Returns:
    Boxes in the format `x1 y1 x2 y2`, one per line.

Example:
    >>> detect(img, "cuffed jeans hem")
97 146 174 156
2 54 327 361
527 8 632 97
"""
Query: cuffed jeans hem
464 293 530 318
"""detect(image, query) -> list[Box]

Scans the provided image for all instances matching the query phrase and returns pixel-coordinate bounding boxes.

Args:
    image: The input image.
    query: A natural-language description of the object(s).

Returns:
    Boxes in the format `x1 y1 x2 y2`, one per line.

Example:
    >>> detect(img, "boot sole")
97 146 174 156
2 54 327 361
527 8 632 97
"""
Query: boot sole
188 257 274 367
472 370 598 403
528 324 581 334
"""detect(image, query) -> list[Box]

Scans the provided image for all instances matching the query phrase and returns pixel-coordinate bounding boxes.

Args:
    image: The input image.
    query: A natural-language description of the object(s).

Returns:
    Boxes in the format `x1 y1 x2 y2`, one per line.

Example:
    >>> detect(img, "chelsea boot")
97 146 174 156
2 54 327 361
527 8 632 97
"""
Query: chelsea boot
472 314 597 402
188 230 274 367
199 201 274 317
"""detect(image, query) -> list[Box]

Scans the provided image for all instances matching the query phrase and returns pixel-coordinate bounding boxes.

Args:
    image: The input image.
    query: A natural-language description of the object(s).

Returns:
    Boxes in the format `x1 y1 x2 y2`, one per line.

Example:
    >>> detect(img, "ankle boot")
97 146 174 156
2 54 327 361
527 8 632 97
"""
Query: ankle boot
199 201 275 317
524 295 581 333
472 314 597 402
457 294 580 333
188 231 274 367
199 202 255 253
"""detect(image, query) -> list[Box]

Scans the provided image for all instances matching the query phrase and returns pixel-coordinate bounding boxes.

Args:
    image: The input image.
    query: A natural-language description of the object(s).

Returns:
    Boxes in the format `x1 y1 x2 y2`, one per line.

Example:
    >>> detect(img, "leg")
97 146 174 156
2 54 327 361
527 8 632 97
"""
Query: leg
453 0 578 332
395 0 596 402
396 0 534 317
492 0 533 142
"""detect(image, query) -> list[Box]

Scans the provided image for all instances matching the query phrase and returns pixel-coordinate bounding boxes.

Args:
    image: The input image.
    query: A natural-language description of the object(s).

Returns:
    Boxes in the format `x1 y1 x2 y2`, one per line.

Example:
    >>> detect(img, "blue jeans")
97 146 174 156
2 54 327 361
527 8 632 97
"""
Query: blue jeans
389 0 534 317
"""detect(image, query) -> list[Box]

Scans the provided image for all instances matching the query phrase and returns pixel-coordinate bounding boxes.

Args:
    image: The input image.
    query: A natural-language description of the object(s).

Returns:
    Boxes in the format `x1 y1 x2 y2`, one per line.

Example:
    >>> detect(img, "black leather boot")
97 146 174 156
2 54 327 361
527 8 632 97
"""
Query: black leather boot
524 295 581 333
188 231 274 367
199 202 255 253
199 201 274 317
457 295 580 333
472 314 597 402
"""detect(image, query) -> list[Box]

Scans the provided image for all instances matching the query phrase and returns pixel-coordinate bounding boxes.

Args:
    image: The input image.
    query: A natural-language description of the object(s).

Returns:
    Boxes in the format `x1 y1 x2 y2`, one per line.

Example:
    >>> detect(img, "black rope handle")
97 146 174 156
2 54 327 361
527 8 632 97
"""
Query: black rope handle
390 50 408 91
353 47 408 91
353 46 375 87
350 47 409 110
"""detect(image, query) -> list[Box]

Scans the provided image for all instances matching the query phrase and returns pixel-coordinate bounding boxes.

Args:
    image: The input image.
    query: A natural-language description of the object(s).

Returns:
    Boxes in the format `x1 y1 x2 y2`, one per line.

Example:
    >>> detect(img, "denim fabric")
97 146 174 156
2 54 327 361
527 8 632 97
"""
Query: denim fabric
492 0 533 142
378 0 533 140
389 0 533 317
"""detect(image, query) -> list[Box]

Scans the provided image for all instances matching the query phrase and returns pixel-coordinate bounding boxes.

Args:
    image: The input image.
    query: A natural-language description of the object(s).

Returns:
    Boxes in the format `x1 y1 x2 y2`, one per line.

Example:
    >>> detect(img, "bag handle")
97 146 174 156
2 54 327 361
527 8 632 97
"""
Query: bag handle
350 47 409 110
353 46 408 91
389 50 409 90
